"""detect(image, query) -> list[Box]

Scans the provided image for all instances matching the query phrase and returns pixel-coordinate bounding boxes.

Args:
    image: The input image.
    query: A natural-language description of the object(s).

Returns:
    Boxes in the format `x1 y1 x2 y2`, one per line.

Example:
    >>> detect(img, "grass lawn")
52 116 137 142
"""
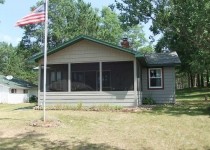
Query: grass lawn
0 89 210 150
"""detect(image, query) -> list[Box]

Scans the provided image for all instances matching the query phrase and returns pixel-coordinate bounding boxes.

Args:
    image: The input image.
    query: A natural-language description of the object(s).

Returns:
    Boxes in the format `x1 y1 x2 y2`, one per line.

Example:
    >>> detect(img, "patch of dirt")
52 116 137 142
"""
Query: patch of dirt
122 105 156 112
29 119 61 128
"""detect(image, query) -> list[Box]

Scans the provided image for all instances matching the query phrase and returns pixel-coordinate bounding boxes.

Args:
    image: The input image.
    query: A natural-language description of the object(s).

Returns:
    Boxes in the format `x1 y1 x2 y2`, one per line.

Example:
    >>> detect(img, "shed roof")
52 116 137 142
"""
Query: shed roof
0 75 37 89
144 51 181 67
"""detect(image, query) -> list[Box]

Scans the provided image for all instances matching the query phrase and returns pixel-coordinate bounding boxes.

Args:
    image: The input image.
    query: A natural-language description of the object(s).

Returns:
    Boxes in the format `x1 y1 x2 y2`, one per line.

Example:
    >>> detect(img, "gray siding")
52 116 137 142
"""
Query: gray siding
142 67 175 103
38 40 138 107
39 91 137 107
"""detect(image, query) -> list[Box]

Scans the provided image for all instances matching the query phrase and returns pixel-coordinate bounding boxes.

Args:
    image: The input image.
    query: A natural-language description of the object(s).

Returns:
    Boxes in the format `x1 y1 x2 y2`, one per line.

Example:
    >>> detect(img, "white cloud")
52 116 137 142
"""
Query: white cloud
0 34 21 46
14 37 21 46
1 35 12 43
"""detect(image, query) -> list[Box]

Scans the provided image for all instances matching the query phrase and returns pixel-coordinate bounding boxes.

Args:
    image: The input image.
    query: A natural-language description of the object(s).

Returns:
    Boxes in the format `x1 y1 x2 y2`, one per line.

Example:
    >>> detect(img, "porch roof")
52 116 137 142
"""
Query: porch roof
30 35 143 62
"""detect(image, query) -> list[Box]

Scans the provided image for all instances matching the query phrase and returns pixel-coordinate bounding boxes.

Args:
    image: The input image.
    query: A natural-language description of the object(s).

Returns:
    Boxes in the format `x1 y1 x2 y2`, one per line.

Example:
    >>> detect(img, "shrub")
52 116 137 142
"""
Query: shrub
29 95 38 103
142 97 156 105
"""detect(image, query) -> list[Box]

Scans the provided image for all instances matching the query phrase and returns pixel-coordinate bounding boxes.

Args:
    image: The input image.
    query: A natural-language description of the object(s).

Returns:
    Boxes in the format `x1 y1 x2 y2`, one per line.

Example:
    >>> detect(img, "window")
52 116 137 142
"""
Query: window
102 61 134 91
71 63 99 91
148 68 163 89
23 89 28 93
11 89 17 93
41 64 68 92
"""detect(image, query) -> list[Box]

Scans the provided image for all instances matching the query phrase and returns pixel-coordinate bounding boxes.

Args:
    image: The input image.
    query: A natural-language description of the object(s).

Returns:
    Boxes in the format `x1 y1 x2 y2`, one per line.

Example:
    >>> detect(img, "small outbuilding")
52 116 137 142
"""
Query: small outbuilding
0 75 37 104
31 35 181 107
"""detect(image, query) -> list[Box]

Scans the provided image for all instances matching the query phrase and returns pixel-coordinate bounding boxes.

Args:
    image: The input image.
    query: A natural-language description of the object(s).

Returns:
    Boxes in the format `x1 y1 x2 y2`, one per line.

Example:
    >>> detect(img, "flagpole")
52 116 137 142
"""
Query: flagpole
43 0 48 122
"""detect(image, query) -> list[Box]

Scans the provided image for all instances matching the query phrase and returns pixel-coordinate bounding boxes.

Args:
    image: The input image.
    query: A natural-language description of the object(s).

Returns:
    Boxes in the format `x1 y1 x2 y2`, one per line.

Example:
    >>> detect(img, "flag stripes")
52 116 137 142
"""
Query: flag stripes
16 5 45 26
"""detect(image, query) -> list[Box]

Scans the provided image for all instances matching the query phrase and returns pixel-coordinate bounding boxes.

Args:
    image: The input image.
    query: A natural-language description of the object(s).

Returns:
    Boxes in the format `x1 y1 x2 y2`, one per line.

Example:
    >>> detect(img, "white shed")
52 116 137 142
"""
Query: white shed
0 75 37 104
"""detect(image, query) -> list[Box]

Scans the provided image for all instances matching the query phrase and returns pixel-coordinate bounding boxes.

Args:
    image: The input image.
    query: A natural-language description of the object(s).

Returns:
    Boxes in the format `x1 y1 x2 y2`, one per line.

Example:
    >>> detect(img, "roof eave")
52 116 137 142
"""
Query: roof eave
146 63 181 67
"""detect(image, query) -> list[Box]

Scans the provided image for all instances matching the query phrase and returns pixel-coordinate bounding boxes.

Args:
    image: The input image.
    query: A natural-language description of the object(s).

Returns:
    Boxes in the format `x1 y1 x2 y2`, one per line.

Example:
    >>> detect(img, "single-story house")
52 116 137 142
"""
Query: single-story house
31 35 181 107
0 75 37 104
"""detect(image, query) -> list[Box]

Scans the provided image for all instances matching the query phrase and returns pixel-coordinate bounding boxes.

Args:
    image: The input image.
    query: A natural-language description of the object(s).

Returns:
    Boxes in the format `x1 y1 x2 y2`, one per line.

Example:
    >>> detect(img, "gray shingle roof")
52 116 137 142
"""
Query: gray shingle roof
0 75 37 89
144 51 181 67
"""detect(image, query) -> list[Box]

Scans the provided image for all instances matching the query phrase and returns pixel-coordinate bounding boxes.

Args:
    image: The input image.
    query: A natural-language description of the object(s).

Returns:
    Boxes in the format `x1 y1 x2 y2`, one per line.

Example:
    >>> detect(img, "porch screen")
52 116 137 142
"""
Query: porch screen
102 61 134 91
71 63 99 91
40 64 68 92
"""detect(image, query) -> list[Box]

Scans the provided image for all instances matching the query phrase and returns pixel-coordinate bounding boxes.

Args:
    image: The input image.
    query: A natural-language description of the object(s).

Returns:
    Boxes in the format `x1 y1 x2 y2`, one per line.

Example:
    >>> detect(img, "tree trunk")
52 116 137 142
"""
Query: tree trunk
188 73 191 88
201 73 204 87
207 70 209 87
197 74 200 87
190 74 194 88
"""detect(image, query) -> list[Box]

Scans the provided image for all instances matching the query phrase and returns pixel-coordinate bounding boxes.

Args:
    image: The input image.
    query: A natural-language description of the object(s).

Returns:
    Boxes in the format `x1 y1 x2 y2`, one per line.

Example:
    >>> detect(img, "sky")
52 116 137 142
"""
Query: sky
0 0 153 46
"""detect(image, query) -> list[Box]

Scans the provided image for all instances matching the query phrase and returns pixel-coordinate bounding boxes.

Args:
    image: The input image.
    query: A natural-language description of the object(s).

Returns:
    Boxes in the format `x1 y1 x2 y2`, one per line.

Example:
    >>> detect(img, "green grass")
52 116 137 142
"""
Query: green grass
176 88 210 101
0 88 210 149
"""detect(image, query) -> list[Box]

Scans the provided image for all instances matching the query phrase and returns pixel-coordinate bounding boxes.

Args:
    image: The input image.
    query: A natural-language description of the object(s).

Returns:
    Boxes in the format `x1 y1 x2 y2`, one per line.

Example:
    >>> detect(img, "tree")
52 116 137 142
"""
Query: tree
115 0 210 87
115 0 210 51
97 7 123 44
0 42 37 83
19 0 100 57
17 0 151 83
123 25 153 53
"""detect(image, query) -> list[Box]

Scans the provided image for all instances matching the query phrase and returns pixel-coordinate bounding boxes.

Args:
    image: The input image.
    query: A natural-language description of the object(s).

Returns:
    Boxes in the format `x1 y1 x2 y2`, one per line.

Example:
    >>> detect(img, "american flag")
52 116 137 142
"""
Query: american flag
16 4 45 27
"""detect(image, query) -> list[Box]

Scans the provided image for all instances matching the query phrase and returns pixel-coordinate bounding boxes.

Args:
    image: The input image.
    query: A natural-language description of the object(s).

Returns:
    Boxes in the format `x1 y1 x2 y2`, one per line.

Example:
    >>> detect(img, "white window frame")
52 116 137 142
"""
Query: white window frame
148 68 163 89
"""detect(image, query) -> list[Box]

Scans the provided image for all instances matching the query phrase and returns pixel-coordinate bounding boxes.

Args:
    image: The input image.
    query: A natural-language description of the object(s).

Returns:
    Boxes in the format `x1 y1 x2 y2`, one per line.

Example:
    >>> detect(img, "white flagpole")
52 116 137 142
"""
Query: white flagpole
43 0 48 122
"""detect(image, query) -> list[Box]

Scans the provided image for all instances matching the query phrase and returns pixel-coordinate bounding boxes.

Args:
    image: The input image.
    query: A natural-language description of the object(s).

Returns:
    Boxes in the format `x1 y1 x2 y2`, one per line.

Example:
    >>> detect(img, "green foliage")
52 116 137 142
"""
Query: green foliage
115 0 210 83
20 1 149 54
29 95 38 103
13 0 150 84
19 0 100 55
139 45 153 54
142 97 156 105
97 7 123 44
0 42 38 83
123 25 153 52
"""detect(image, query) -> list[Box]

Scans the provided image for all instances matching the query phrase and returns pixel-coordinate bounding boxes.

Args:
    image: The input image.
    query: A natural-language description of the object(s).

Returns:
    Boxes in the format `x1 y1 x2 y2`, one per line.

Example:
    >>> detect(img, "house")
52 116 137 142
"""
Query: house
31 35 181 107
0 75 37 104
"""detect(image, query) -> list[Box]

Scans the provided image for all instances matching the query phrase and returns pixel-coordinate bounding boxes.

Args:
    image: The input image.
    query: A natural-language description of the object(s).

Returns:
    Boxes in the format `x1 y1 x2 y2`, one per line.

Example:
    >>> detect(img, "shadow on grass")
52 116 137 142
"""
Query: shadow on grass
0 131 124 150
0 118 30 121
176 88 210 100
147 101 210 116
176 93 210 100
14 105 35 110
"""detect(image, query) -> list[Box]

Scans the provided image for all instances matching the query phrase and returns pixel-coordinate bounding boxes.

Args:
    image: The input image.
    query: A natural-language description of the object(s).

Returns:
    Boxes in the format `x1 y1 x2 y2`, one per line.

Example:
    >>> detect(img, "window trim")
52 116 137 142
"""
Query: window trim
148 68 164 89
11 89 17 94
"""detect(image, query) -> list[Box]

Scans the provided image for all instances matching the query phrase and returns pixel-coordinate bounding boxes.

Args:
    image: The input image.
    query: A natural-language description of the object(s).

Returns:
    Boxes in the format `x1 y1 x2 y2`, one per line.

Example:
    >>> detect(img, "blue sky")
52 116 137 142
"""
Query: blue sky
0 0 153 46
